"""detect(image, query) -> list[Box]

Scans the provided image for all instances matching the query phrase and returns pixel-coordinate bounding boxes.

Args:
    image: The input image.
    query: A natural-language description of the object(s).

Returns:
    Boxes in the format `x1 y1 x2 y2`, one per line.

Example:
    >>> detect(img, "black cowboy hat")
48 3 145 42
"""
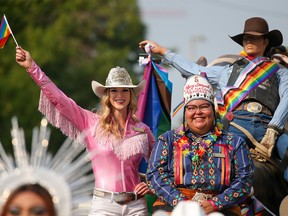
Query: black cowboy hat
230 17 283 49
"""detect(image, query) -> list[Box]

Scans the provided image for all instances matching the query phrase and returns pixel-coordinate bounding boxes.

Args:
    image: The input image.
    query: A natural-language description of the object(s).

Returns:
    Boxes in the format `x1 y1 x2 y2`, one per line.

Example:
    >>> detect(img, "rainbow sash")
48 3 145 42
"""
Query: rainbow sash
217 57 279 118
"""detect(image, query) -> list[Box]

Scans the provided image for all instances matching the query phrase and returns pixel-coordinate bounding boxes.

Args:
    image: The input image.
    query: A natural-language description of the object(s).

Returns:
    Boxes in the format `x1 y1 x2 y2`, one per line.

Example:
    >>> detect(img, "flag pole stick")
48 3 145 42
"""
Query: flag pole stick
3 14 19 47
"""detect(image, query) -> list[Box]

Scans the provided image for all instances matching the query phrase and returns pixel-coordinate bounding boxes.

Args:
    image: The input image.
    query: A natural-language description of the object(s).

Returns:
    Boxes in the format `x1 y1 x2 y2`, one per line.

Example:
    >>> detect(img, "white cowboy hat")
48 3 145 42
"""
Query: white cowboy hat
91 66 145 98
171 201 224 216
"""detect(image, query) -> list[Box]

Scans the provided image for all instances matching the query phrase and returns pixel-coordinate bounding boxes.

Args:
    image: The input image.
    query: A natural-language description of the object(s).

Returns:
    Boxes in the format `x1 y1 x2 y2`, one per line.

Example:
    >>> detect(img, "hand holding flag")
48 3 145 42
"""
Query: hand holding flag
0 14 18 49
16 47 33 69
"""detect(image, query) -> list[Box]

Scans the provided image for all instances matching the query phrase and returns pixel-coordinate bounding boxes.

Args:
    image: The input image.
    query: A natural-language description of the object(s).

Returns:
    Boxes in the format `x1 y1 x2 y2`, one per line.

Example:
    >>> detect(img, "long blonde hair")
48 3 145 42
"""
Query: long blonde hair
97 88 140 139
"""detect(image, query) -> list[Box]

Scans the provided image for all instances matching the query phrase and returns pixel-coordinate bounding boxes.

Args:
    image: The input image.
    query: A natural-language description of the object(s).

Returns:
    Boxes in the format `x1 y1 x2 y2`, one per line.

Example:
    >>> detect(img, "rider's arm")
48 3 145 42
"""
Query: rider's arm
164 50 227 87
269 66 288 129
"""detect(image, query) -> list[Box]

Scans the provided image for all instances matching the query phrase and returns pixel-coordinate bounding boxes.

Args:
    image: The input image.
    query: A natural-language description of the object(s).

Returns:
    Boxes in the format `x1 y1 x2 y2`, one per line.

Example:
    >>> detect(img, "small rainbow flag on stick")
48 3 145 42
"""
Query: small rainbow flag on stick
0 14 18 49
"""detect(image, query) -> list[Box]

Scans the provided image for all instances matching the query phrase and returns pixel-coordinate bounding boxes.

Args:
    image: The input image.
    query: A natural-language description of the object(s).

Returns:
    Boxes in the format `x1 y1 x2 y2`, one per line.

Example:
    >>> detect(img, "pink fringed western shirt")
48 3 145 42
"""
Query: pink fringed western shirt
27 61 155 192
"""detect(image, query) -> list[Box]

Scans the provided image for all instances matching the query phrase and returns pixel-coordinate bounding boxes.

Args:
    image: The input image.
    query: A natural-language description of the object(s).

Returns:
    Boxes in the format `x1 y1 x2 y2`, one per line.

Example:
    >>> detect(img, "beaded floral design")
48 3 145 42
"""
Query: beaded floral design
175 120 223 168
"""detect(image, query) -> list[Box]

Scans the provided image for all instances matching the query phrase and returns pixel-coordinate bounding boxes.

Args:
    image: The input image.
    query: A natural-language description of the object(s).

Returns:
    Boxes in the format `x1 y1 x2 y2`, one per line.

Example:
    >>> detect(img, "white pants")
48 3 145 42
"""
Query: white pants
88 195 148 216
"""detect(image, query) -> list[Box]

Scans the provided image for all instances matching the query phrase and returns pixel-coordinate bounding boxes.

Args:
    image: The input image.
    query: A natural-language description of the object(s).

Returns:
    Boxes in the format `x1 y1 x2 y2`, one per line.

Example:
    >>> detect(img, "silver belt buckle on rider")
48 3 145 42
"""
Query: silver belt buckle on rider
247 102 262 113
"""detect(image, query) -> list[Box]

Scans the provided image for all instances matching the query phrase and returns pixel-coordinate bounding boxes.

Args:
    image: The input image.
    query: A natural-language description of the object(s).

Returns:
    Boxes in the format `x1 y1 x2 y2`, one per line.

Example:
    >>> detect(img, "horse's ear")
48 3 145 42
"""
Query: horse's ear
196 56 208 66
280 195 288 216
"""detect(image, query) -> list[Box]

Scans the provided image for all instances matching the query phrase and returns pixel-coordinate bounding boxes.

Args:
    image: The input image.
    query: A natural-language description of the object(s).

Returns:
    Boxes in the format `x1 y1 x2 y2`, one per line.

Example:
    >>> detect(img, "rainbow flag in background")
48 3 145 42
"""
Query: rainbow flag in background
137 59 172 216
172 100 184 117
137 59 172 172
0 16 11 49
137 59 172 144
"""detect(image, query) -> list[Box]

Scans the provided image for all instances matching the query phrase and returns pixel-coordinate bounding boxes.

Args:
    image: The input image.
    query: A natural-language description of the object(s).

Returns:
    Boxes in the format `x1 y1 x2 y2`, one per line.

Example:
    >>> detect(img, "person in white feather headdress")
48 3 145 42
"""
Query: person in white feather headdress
0 117 94 216
1 183 56 216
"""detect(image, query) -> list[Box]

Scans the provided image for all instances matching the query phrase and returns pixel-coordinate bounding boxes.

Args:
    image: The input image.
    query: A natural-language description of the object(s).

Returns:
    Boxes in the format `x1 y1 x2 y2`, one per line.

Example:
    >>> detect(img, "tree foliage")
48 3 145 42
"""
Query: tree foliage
0 0 146 153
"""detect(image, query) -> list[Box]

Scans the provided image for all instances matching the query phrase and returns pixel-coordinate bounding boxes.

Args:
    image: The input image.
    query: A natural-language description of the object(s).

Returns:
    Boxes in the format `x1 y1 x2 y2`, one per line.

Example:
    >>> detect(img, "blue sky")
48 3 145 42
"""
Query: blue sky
137 0 288 127
138 0 287 61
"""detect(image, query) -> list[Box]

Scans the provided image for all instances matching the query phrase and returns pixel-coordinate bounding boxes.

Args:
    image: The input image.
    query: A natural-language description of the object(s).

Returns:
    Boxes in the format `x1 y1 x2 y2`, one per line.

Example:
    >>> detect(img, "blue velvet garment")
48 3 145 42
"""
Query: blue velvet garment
146 127 254 210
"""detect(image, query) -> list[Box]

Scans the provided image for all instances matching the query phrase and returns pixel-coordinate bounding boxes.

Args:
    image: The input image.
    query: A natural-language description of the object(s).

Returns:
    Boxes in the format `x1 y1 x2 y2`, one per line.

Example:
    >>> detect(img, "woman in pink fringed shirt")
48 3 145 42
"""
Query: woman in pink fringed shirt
16 47 155 216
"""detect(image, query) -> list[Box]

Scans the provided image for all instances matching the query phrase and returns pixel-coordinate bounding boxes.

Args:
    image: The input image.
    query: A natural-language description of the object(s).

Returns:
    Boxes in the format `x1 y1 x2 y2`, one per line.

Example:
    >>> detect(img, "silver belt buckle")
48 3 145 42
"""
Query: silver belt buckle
192 192 211 204
113 192 134 205
94 190 105 197
247 102 262 113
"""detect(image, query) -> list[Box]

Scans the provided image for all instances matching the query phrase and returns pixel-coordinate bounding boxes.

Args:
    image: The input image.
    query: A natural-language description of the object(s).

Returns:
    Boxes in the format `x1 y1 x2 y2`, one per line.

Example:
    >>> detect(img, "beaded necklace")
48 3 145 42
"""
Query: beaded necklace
175 120 223 170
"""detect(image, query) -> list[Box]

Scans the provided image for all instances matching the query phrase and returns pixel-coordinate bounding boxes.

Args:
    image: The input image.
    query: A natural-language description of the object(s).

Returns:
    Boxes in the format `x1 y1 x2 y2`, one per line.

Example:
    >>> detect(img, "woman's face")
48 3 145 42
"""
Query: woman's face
109 87 131 112
185 99 214 135
5 191 49 216
243 34 268 57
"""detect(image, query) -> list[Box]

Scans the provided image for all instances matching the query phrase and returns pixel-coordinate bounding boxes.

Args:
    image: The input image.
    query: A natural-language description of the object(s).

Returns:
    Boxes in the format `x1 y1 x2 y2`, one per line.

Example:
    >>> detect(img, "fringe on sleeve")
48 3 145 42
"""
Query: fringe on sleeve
38 91 84 144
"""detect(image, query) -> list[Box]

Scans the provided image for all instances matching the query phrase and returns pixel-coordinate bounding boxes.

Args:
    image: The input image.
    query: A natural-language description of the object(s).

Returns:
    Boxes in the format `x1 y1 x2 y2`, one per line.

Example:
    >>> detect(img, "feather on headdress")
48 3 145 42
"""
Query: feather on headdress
0 117 94 216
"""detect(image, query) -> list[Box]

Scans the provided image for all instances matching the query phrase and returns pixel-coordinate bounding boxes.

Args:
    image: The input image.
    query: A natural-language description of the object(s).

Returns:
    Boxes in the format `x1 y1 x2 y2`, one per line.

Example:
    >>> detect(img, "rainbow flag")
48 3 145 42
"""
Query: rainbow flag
137 60 172 140
172 100 184 117
137 59 172 215
0 16 11 49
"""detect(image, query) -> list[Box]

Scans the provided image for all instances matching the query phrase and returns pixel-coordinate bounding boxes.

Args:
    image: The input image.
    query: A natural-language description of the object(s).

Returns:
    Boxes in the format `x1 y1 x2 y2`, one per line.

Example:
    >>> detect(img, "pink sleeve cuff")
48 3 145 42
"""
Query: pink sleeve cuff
26 60 37 72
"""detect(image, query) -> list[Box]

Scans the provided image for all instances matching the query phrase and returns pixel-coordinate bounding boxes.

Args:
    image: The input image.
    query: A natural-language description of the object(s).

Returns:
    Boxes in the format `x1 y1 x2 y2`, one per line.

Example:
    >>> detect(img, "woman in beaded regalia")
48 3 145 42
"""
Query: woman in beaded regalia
146 75 254 216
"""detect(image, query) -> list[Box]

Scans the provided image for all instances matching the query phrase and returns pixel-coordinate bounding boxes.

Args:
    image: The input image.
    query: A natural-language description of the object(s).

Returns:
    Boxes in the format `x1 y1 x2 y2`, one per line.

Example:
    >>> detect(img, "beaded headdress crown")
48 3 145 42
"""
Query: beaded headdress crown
183 75 214 106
